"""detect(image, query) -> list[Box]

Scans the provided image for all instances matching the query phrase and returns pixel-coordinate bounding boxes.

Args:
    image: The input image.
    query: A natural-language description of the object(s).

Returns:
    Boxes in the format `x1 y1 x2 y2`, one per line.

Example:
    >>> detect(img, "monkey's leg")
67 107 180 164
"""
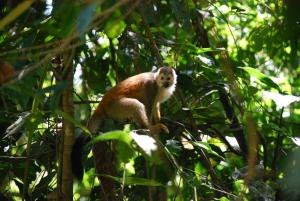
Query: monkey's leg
106 98 169 134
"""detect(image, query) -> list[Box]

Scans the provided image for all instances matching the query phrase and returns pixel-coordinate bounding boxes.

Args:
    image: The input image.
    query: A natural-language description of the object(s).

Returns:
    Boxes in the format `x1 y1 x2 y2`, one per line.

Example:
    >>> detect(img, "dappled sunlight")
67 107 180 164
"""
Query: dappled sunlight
130 131 157 156
261 91 300 108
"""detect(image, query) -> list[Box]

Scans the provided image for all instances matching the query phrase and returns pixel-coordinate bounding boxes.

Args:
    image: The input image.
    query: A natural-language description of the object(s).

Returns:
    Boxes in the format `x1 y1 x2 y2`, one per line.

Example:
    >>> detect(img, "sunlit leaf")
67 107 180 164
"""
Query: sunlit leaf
240 67 281 91
130 132 157 155
225 136 240 150
194 162 207 181
3 112 30 138
261 91 300 107
186 43 226 54
44 35 54 42
219 196 231 201
192 141 225 160
290 137 300 147
105 20 126 38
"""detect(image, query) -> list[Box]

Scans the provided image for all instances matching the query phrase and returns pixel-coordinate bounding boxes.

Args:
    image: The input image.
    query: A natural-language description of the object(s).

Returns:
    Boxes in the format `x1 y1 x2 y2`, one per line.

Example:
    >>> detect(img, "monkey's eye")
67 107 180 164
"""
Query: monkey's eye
161 77 164 80
167 77 170 81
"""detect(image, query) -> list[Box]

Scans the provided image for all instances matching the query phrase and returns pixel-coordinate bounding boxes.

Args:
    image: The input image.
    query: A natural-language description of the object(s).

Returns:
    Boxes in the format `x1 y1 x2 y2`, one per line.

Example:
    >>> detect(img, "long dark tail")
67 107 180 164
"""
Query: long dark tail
71 110 105 180
71 135 90 180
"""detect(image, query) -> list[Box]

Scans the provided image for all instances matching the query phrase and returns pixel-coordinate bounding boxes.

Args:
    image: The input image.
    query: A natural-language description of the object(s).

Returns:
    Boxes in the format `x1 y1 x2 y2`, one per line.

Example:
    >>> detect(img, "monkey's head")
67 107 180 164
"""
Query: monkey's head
155 67 177 89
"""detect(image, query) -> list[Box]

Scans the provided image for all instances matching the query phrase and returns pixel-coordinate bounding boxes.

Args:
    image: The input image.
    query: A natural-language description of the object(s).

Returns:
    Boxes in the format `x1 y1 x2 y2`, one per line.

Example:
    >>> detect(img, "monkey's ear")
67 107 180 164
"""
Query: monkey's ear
151 66 159 72
0 60 15 85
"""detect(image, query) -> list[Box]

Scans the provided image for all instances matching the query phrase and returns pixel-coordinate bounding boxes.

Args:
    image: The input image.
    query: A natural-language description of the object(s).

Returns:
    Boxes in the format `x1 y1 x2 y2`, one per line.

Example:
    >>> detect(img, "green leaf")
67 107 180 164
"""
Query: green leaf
100 174 162 186
248 86 259 96
194 162 207 181
55 110 91 136
219 197 231 201
192 141 224 160
240 67 281 91
116 141 135 163
105 20 126 38
25 113 43 133
89 130 132 145
262 91 300 107
186 43 225 54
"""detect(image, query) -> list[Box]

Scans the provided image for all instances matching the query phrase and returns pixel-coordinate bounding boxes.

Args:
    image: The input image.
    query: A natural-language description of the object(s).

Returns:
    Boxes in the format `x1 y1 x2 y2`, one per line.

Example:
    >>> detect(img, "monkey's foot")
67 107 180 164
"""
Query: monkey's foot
150 123 169 135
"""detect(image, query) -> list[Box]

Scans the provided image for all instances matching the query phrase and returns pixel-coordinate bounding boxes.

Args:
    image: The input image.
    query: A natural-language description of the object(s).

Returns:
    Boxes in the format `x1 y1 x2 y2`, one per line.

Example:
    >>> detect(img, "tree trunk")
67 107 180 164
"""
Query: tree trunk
61 51 75 201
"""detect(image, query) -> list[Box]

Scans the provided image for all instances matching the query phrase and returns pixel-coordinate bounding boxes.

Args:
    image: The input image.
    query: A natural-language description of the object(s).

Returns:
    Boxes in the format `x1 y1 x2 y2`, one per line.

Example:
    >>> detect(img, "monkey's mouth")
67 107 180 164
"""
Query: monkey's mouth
163 83 170 88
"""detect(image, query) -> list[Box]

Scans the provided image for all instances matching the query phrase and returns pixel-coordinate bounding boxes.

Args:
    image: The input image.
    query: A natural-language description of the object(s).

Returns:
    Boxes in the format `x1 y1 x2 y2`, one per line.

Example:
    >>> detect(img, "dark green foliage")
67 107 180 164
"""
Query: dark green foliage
0 0 300 200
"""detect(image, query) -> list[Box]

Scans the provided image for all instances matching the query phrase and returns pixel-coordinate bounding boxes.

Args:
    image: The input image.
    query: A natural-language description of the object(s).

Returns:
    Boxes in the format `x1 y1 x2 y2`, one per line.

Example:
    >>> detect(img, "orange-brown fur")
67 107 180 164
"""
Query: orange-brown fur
95 73 154 114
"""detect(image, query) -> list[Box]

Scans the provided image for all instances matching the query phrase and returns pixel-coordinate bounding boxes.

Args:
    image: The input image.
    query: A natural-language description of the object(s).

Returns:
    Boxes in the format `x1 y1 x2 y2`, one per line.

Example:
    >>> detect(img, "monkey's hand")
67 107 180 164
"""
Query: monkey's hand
149 123 169 135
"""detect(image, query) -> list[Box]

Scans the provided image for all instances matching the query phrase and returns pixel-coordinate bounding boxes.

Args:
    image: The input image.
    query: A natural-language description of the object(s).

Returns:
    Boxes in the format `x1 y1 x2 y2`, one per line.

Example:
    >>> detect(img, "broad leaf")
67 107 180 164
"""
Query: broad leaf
55 110 91 136
261 91 300 107
130 132 157 155
192 141 225 160
240 67 281 91
89 130 132 145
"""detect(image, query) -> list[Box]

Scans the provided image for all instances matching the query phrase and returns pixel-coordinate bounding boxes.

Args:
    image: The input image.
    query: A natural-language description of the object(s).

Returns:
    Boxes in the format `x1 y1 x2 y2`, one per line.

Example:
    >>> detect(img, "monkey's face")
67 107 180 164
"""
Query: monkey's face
156 67 177 89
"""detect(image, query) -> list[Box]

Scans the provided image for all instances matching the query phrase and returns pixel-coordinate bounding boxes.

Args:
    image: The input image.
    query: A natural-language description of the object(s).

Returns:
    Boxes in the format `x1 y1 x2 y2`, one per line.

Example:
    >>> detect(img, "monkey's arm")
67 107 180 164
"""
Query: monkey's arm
151 102 161 124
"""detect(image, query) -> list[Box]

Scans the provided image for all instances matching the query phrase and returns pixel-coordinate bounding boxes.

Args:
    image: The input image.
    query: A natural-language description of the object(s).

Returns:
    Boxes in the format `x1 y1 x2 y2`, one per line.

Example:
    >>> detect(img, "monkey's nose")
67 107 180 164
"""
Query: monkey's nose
163 82 169 88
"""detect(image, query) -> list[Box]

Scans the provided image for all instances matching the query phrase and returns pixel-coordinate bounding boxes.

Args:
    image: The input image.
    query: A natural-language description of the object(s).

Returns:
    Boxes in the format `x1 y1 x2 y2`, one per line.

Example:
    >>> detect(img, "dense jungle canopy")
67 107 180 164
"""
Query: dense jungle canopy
1 0 300 200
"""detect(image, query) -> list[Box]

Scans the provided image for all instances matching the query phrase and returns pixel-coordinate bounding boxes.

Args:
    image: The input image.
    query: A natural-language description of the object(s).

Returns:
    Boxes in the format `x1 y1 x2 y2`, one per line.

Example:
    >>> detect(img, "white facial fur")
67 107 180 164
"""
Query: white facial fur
155 67 177 103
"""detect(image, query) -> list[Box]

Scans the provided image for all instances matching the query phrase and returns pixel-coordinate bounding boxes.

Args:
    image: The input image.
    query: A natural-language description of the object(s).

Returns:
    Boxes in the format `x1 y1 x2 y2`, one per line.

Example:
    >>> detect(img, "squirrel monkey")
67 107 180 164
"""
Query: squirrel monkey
88 66 177 135
72 66 177 180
